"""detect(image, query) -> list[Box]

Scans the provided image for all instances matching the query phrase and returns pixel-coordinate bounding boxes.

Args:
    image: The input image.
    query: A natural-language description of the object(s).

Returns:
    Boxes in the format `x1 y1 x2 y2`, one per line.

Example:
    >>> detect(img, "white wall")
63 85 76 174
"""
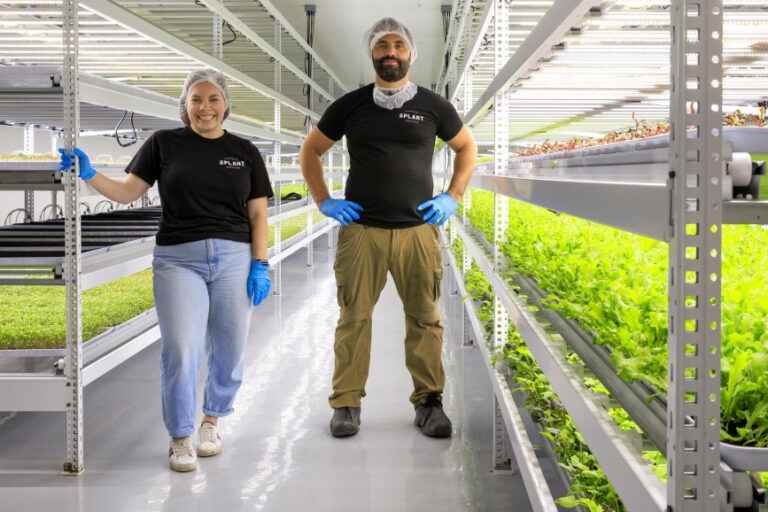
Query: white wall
0 126 146 224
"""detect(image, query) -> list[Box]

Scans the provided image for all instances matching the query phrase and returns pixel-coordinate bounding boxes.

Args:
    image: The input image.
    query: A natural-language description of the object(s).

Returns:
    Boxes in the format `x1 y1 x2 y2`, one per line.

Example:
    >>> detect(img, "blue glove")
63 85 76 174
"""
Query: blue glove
58 147 97 181
319 198 363 226
417 192 458 226
247 260 271 306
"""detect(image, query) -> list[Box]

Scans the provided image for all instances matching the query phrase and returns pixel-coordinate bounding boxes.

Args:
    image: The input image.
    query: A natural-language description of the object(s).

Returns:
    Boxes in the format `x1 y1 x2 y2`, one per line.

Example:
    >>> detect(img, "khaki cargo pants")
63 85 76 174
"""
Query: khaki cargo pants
329 223 445 409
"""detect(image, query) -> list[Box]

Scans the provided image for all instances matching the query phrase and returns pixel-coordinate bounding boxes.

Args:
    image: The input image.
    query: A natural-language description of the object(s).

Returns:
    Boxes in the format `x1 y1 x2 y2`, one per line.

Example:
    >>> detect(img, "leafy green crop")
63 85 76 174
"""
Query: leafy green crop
458 187 768 509
453 244 624 511
465 188 768 448
0 270 154 349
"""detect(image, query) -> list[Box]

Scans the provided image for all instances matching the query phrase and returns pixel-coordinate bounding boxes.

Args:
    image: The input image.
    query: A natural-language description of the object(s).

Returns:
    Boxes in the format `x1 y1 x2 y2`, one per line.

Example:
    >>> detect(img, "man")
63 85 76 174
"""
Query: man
299 17 477 439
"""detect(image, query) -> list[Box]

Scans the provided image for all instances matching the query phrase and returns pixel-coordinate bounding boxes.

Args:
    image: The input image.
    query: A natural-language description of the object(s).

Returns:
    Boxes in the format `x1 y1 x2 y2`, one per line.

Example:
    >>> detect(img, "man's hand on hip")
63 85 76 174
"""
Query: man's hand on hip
319 198 364 226
417 192 458 226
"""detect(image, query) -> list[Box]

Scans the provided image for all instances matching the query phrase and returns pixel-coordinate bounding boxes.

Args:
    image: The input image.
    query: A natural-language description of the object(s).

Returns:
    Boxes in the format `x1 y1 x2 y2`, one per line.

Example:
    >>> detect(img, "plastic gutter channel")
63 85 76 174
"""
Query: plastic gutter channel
456 221 667 512
442 233 558 512
461 222 669 451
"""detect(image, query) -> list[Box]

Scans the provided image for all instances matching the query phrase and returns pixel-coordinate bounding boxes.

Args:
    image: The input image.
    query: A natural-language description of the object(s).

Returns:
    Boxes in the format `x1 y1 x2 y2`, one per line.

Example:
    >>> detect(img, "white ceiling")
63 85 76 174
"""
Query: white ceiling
271 0 448 91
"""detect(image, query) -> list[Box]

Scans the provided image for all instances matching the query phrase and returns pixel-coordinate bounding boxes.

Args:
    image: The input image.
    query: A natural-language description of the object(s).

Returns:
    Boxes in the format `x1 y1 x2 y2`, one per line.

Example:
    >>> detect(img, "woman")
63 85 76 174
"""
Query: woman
59 69 273 472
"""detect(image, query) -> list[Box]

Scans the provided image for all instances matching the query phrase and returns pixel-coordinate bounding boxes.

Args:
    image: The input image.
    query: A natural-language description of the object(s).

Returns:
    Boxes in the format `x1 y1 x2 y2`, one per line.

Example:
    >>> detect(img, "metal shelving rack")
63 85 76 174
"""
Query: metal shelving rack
435 0 768 511
0 0 350 474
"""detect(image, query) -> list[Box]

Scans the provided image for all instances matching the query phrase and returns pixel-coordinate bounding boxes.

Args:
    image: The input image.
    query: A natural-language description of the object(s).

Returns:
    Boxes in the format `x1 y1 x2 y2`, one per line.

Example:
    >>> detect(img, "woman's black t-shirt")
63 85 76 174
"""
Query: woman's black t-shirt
126 127 273 246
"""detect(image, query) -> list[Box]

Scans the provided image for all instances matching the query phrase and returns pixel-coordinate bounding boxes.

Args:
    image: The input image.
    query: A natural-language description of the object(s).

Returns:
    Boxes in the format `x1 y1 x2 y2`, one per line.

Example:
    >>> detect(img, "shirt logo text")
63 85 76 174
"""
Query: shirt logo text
219 158 246 170
399 112 425 124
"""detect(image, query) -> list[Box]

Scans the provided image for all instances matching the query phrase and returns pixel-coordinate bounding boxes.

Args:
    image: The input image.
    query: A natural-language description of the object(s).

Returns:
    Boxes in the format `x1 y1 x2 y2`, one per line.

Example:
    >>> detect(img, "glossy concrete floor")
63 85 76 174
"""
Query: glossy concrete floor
0 238 532 512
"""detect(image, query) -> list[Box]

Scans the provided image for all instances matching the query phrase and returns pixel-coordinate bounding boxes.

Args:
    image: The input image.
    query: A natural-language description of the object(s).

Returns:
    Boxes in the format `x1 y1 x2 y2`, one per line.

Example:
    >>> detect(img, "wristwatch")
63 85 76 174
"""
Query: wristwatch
255 259 269 266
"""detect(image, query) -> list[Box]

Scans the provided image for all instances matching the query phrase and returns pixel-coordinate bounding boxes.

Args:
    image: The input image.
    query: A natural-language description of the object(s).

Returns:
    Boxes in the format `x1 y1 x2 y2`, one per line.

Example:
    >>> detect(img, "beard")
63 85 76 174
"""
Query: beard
373 55 410 82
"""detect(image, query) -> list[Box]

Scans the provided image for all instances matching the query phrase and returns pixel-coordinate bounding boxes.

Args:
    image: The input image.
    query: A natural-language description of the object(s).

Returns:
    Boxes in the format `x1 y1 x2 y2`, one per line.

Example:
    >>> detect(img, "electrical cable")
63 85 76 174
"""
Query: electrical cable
303 6 316 133
223 21 237 45
114 110 138 147
193 0 236 46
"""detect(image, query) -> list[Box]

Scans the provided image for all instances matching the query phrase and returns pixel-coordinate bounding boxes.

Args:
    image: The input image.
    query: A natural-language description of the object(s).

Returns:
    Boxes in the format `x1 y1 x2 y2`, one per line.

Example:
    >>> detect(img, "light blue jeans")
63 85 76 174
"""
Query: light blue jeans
152 239 252 438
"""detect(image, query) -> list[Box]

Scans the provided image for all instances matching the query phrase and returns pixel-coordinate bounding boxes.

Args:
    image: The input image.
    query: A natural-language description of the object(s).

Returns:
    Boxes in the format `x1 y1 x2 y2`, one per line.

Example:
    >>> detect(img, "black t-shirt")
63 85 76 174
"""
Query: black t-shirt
317 84 463 228
126 127 273 245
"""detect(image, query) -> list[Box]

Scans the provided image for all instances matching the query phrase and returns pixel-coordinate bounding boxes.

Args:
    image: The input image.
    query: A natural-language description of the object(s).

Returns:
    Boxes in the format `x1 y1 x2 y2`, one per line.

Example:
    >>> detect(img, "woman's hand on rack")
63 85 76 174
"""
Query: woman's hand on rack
59 148 150 204
58 147 97 181
247 260 271 306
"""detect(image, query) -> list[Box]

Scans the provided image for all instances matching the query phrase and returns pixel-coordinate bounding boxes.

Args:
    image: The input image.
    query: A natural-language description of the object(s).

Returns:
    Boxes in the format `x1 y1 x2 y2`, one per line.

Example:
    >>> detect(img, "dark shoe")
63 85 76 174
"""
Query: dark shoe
330 407 361 438
414 394 452 438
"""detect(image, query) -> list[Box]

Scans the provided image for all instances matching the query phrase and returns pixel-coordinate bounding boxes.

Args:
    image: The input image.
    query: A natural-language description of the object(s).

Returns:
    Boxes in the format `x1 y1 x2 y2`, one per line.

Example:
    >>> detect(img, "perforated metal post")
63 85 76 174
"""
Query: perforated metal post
461 67 474 239
24 124 34 154
212 13 223 60
304 5 315 267
340 138 349 247
21 127 36 222
446 146 458 246
667 1 722 510
463 65 474 118
24 188 34 223
305 130 314 268
272 19 283 295
306 184 314 267
448 211 457 247
327 151 334 248
62 0 83 475
491 0 512 473
493 397 514 471
50 192 59 219
461 65 472 278
50 130 60 218
492 0 510 354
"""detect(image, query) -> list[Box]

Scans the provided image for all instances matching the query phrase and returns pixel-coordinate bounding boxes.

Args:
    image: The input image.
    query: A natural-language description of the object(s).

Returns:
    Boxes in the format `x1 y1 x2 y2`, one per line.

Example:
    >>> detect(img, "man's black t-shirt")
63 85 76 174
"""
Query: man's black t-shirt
317 84 463 228
126 127 273 246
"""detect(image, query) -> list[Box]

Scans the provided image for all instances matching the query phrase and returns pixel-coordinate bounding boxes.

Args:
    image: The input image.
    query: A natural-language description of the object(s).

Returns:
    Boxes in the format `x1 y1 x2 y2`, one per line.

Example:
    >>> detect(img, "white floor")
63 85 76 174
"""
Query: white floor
0 238 532 512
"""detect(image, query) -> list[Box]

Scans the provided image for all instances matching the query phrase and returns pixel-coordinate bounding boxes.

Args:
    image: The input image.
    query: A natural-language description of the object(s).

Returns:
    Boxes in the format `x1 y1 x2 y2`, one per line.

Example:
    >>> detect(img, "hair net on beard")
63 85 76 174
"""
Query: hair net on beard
179 69 230 127
364 17 418 64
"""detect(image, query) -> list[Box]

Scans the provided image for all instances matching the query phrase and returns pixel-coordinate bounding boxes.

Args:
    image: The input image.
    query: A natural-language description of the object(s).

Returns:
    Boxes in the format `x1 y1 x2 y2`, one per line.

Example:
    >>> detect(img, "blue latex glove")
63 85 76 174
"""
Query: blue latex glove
417 192 458 226
58 147 97 181
247 260 271 306
319 198 363 226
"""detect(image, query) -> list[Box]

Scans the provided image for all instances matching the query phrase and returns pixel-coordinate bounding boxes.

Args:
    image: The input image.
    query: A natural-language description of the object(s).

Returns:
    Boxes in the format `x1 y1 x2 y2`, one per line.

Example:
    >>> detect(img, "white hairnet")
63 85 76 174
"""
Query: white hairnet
179 69 230 126
365 17 418 63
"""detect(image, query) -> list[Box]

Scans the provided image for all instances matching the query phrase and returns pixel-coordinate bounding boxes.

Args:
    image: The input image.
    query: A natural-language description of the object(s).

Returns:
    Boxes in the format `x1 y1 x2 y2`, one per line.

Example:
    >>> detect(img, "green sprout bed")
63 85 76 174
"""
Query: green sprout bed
459 188 768 510
0 270 154 350
1 210 328 350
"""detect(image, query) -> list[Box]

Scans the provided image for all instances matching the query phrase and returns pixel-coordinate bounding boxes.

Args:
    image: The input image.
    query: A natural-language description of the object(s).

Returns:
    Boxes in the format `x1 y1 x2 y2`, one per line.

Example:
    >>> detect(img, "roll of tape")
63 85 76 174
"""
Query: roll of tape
730 152 752 187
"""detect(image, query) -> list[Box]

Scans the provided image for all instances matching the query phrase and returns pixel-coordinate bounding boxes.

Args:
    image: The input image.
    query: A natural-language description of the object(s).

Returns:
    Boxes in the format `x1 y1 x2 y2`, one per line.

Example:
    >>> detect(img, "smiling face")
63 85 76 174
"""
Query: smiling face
371 33 412 84
185 81 226 138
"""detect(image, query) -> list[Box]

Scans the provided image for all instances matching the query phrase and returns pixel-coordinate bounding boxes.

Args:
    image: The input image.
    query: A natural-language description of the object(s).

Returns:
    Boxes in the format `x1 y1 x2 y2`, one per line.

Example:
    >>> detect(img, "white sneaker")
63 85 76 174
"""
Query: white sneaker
197 421 223 457
169 436 197 472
